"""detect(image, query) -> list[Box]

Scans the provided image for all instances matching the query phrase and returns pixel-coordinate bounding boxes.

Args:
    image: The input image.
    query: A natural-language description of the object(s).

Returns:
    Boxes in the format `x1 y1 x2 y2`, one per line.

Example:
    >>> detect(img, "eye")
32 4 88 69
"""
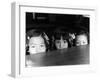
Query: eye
83 42 86 44
31 46 35 48
40 44 45 47
76 42 80 44
64 40 67 43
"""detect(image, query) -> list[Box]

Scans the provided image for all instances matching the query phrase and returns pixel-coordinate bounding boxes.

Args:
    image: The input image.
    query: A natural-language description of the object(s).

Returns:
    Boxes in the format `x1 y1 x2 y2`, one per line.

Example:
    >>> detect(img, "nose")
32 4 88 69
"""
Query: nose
59 41 64 49
80 42 85 45
36 47 41 53
59 42 61 48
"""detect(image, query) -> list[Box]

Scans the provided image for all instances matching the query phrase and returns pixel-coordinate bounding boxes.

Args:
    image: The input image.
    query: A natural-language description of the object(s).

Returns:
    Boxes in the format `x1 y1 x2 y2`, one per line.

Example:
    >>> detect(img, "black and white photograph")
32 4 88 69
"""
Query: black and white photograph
25 12 90 67
11 2 97 78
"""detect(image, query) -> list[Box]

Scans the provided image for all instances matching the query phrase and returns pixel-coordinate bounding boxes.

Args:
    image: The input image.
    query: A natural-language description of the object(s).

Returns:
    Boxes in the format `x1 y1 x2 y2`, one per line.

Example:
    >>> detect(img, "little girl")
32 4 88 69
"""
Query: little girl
51 29 70 50
75 31 89 46
26 29 49 67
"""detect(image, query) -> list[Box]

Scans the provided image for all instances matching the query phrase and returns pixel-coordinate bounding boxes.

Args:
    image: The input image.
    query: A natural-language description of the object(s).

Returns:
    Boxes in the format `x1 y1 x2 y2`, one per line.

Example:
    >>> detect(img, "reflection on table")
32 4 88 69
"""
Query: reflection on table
26 45 89 67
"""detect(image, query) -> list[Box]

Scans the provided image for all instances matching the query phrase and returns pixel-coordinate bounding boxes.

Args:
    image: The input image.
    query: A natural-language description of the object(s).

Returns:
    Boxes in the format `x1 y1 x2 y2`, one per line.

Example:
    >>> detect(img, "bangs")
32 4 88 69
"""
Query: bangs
54 32 69 40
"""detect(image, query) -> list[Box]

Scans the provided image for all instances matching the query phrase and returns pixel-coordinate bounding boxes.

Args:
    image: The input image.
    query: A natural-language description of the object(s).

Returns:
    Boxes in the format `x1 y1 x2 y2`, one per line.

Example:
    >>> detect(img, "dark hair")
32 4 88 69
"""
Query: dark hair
26 29 49 55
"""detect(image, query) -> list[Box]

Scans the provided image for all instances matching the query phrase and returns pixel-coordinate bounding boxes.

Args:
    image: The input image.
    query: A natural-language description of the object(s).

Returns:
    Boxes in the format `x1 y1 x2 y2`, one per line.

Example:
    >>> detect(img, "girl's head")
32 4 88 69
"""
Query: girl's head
52 29 69 50
75 31 89 46
26 29 49 54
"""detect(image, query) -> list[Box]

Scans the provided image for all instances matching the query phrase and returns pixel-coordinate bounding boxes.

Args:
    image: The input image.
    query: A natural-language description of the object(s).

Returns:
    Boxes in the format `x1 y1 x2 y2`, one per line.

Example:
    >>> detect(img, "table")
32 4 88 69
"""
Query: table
26 45 89 67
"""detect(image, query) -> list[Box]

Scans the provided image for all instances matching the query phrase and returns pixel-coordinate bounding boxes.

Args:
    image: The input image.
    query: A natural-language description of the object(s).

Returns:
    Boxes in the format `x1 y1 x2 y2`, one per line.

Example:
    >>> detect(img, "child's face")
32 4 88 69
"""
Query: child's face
28 36 46 54
76 35 88 46
55 36 68 49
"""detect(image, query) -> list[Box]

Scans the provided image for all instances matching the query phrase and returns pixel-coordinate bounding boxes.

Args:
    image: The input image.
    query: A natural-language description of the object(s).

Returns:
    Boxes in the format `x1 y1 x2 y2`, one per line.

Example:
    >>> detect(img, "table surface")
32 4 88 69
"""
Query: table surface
26 45 89 67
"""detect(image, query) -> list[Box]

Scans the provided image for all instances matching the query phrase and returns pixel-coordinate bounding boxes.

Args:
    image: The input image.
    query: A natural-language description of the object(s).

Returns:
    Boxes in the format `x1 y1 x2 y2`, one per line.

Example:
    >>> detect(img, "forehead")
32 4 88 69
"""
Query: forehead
29 36 44 44
76 35 87 41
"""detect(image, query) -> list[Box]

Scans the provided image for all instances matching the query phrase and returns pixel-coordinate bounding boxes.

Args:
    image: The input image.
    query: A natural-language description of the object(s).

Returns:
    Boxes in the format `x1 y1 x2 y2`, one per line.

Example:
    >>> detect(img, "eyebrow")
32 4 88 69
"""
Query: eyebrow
29 43 45 45
76 40 87 42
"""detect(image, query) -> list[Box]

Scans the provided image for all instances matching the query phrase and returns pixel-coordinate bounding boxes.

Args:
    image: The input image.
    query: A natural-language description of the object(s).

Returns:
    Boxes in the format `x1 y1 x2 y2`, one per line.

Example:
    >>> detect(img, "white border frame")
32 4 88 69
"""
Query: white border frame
11 2 97 78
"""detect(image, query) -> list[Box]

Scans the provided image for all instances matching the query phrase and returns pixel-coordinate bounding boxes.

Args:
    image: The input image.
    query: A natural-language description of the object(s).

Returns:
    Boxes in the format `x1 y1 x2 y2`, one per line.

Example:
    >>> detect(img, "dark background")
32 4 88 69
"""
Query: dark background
26 12 89 34
25 12 90 66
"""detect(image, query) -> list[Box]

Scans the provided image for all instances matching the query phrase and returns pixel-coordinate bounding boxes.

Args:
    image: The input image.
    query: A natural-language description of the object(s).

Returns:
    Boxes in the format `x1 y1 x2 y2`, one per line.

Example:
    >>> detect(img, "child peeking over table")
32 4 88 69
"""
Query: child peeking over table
75 31 89 46
26 29 49 67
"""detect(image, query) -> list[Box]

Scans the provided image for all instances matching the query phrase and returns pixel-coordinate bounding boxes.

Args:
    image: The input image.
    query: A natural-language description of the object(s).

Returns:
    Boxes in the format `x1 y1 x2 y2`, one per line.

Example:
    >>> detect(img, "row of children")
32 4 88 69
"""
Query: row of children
26 29 89 55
